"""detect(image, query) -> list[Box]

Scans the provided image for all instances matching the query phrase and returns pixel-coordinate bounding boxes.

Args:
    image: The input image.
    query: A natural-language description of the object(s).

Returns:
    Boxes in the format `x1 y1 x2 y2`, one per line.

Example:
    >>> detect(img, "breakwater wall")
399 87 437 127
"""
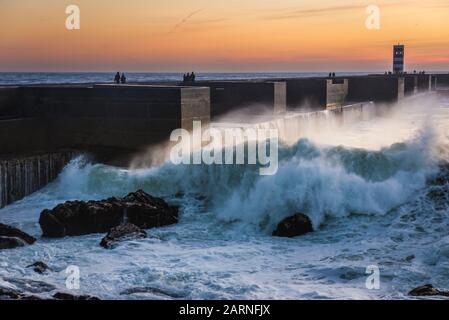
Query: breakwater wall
0 151 73 208
269 78 349 111
250 102 377 143
0 85 210 160
346 75 405 103
190 81 286 118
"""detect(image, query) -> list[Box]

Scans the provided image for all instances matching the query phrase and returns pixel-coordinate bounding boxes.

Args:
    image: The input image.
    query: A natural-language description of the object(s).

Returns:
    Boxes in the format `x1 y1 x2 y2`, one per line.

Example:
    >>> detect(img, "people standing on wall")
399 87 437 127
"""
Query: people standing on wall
182 72 196 83
114 72 120 84
120 73 127 84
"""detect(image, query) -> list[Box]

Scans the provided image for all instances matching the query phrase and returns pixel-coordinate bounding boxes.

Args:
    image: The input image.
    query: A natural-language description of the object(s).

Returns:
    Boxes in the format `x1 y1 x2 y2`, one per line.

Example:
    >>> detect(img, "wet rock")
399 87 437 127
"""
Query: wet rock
26 261 52 274
120 286 185 298
3 277 56 294
53 292 100 300
0 223 36 250
100 223 147 248
39 190 178 237
272 213 313 238
0 288 41 300
408 284 449 297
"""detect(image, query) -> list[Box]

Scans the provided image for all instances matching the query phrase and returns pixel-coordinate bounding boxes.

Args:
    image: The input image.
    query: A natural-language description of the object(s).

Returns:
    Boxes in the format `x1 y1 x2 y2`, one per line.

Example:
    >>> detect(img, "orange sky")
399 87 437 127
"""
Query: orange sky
0 0 448 72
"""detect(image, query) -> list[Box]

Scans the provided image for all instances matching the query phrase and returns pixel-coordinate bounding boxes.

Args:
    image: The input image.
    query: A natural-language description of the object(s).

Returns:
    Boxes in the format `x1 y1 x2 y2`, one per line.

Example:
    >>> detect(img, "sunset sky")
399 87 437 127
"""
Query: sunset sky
0 0 448 72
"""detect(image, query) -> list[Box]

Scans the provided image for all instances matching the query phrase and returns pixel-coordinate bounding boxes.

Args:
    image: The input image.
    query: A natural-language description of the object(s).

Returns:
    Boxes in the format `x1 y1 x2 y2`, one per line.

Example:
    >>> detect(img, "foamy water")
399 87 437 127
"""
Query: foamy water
1 95 449 299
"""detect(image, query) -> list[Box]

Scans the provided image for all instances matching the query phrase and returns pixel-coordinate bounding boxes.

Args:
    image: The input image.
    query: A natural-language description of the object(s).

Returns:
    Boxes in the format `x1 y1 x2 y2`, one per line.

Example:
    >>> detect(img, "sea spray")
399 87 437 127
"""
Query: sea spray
48 124 440 233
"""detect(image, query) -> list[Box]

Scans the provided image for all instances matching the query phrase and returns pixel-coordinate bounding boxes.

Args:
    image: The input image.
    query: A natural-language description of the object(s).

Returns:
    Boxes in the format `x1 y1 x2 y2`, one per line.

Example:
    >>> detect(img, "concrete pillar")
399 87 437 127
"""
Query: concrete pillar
326 79 348 109
180 87 210 131
397 77 405 100
414 76 418 95
273 82 287 114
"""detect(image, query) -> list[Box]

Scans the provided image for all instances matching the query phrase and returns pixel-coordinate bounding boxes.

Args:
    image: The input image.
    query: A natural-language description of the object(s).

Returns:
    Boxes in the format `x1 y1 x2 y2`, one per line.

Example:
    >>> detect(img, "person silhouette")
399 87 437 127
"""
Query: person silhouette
114 72 120 84
120 73 127 84
191 72 196 82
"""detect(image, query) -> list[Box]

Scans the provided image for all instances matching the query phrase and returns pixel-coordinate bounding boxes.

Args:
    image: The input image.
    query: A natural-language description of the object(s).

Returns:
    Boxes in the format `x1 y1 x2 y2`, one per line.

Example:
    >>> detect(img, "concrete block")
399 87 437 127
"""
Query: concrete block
191 81 286 118
326 79 348 109
347 75 404 103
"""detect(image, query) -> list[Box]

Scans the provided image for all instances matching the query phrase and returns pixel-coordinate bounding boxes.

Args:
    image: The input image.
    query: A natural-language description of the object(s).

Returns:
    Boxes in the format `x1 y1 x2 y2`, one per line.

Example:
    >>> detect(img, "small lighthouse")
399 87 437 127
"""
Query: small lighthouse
393 44 405 74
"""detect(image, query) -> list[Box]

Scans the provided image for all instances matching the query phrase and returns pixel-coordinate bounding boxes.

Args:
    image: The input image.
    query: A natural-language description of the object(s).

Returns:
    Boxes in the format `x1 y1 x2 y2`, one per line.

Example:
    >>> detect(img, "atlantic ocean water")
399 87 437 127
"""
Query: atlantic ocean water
0 72 373 85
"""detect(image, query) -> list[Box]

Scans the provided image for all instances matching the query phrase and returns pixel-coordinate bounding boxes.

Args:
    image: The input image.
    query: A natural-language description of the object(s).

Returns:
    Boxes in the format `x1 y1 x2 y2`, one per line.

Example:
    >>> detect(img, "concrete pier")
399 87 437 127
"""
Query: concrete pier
404 75 418 96
231 101 377 145
436 74 449 88
347 75 404 103
273 78 348 111
417 74 432 92
0 85 210 158
190 81 286 118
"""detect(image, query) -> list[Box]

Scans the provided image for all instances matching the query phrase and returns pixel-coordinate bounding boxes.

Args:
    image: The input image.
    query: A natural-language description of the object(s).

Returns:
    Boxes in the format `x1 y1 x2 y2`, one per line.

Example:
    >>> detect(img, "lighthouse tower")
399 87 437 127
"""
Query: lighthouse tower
393 44 405 74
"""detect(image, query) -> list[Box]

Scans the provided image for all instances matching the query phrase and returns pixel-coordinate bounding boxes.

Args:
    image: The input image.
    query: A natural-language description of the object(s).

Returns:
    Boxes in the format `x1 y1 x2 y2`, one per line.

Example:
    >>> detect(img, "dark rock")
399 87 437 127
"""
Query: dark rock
0 236 27 250
120 286 185 298
26 261 52 274
408 284 449 297
0 223 36 250
53 292 100 300
100 223 147 248
0 288 41 300
39 190 178 237
272 213 313 238
3 277 56 294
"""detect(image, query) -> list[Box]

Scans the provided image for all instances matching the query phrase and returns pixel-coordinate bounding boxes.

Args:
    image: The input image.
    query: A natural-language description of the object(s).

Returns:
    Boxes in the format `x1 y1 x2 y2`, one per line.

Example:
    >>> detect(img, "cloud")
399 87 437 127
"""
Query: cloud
260 1 414 20
260 4 367 20
168 9 204 34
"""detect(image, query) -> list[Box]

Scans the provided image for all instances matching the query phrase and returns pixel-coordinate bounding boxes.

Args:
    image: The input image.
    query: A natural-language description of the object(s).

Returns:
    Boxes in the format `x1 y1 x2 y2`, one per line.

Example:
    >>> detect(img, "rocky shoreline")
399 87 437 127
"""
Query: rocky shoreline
39 190 179 237
0 189 181 299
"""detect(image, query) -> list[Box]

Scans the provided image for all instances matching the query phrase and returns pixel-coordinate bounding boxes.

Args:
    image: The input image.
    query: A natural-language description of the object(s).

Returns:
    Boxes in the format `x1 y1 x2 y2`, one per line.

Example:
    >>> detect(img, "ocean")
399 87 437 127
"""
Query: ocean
0 74 448 299
0 72 375 85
